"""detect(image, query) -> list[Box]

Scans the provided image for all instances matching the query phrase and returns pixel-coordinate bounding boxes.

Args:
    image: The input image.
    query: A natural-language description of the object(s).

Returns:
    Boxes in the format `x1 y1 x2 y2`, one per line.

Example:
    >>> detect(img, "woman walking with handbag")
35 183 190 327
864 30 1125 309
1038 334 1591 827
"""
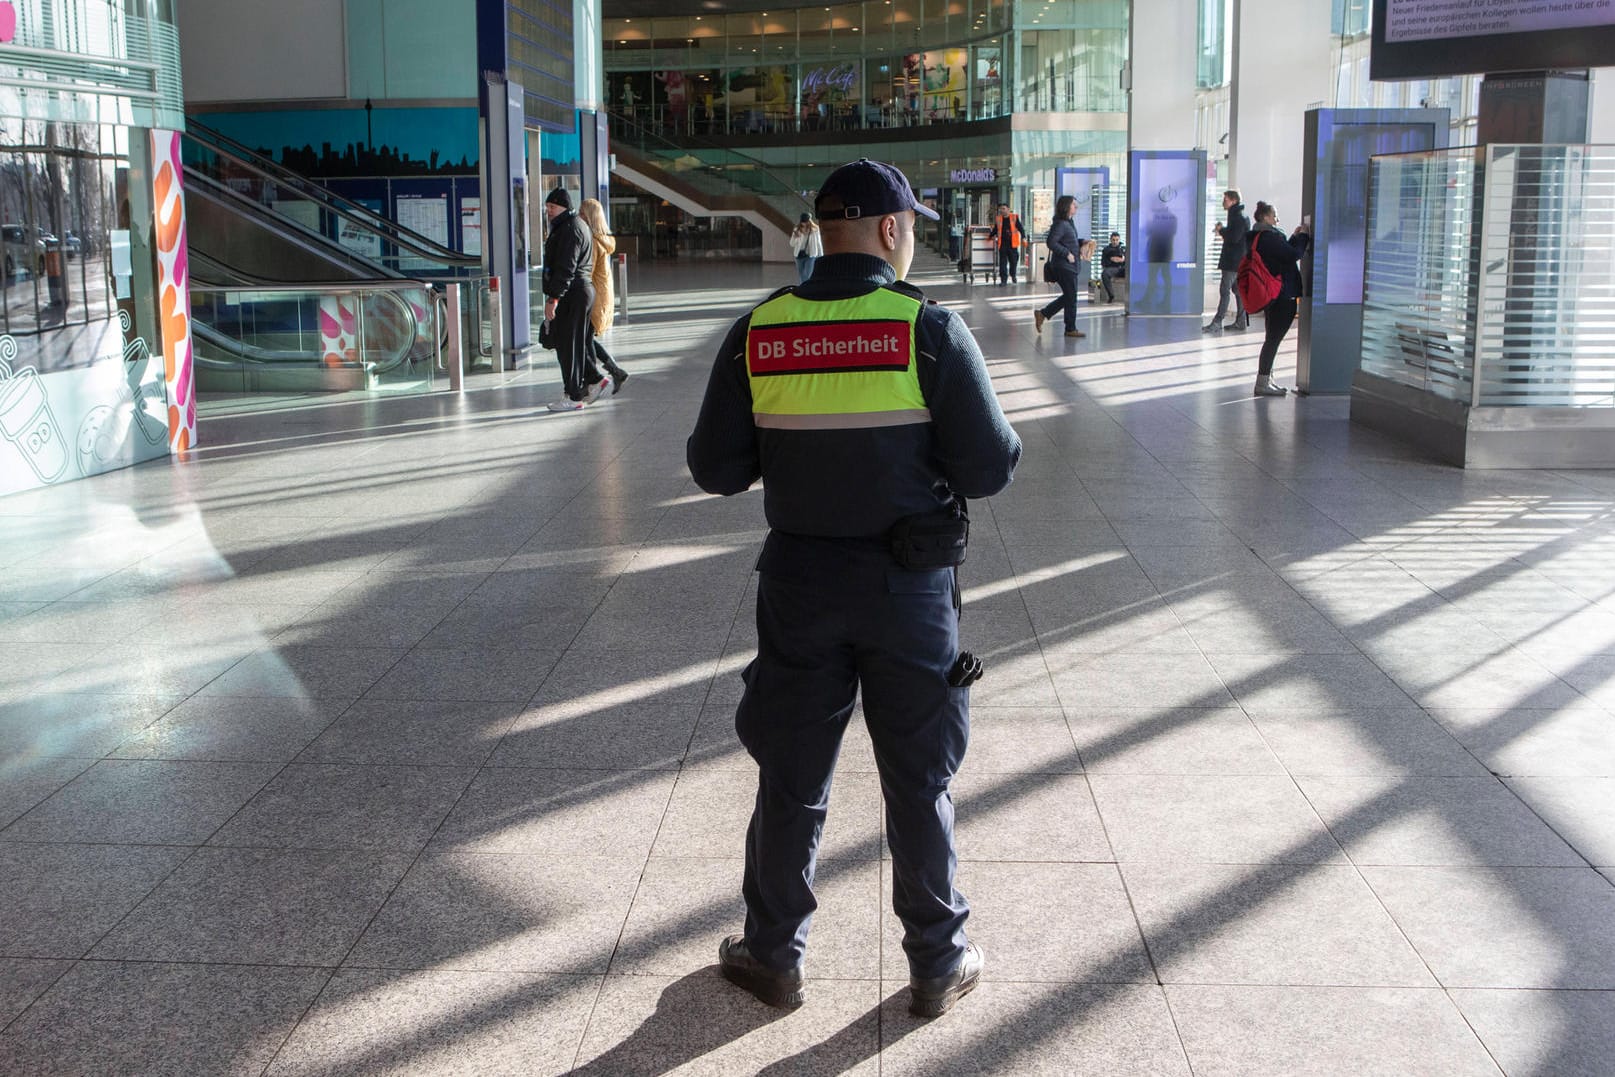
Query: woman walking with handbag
1246 201 1310 397
789 213 824 283
1033 195 1085 339
579 198 629 395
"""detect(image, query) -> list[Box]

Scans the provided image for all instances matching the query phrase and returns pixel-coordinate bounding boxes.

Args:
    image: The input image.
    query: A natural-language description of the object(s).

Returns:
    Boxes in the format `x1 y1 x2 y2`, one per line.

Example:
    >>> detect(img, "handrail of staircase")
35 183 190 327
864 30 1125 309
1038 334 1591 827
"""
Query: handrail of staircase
184 118 481 272
605 109 813 215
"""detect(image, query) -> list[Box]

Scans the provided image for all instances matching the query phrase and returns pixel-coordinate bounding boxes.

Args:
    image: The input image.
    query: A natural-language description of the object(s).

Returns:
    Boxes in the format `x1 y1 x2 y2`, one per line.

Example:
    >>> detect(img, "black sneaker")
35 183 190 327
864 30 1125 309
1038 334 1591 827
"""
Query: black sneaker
909 942 984 1018
612 370 629 394
718 935 804 1010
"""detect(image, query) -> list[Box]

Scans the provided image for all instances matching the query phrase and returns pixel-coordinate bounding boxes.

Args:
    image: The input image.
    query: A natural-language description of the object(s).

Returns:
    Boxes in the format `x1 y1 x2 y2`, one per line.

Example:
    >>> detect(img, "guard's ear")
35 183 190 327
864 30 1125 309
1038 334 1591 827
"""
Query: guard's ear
880 213 900 251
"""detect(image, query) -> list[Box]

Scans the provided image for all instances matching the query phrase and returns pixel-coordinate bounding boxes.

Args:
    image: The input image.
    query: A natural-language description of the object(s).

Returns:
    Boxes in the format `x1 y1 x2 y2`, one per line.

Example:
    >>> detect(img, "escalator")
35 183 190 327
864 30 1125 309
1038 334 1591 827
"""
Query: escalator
182 118 480 284
181 120 477 393
605 110 813 254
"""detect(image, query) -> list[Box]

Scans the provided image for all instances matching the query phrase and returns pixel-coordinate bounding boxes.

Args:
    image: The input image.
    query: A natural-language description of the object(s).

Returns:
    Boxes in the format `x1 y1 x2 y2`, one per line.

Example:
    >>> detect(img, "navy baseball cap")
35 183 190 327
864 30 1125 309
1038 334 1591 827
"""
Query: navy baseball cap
815 158 939 221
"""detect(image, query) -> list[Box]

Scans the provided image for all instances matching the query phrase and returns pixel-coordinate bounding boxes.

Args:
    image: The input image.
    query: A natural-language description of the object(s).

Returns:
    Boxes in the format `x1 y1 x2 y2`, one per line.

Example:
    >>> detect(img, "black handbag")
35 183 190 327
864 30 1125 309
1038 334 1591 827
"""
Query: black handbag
1042 257 1057 283
538 318 555 349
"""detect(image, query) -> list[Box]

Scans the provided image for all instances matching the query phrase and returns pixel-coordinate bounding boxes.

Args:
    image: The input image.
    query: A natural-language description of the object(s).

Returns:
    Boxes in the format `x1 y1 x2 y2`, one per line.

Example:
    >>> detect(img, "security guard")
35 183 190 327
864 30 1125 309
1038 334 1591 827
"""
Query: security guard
687 158 1021 1018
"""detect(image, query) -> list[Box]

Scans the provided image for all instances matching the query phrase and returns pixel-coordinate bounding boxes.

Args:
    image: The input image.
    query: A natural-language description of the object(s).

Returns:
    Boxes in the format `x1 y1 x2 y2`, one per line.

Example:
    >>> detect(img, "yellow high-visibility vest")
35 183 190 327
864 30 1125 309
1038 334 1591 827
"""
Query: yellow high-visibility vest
744 288 928 430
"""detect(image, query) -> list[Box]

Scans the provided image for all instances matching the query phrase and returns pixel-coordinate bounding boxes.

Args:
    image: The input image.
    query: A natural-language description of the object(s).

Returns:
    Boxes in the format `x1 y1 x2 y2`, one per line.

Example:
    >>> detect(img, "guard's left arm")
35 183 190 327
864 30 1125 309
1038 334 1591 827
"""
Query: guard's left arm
917 307 1022 499
687 316 762 495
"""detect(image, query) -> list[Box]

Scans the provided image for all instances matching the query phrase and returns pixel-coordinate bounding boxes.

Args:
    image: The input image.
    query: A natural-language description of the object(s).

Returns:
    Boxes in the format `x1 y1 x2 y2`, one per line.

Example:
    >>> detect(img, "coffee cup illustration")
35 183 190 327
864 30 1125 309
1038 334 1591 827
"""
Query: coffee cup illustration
0 335 69 484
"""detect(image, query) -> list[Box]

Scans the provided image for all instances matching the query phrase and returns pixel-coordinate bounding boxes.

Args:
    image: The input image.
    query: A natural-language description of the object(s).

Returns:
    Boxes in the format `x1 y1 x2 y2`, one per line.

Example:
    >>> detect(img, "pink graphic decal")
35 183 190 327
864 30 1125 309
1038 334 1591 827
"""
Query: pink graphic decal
319 295 358 365
0 4 16 44
150 130 196 452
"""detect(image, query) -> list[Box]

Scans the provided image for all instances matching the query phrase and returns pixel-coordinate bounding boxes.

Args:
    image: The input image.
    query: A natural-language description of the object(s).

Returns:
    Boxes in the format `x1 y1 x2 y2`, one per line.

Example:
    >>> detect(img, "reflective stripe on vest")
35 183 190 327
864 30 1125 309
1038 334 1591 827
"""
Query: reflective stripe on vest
745 289 928 430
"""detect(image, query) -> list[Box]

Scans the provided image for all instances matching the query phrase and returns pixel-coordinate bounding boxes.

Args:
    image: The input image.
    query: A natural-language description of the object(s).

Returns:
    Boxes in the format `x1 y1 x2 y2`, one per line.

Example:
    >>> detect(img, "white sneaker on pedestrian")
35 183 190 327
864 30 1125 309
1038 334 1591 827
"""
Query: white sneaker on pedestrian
547 397 587 412
1253 375 1289 397
584 376 612 403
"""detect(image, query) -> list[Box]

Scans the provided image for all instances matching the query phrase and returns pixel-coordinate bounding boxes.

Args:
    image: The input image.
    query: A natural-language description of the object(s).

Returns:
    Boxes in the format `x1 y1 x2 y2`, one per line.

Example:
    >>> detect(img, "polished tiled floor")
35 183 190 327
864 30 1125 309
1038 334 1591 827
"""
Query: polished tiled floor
3 256 1615 1074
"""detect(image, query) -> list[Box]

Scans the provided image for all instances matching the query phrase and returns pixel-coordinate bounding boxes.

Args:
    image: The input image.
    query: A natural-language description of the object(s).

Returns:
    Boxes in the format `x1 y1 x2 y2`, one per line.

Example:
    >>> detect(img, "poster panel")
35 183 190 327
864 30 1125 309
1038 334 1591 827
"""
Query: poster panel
1126 151 1206 316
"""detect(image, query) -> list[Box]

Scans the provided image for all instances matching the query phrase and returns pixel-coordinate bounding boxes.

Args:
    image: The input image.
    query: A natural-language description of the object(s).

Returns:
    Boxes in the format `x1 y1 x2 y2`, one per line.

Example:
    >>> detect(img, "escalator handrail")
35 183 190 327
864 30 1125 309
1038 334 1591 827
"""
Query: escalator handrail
193 284 428 374
604 108 814 215
184 167 401 280
183 120 481 272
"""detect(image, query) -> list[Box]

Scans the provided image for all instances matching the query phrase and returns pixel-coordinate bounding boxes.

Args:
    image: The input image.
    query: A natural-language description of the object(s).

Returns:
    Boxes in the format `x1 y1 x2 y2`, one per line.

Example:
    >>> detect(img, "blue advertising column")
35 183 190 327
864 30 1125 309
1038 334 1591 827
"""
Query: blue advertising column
482 75 532 362
1126 150 1207 317
1297 108 1448 393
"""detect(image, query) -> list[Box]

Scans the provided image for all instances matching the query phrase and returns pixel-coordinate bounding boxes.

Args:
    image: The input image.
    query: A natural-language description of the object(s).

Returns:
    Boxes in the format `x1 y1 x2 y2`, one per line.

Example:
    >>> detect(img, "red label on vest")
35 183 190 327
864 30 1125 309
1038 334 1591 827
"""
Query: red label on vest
748 320 910 376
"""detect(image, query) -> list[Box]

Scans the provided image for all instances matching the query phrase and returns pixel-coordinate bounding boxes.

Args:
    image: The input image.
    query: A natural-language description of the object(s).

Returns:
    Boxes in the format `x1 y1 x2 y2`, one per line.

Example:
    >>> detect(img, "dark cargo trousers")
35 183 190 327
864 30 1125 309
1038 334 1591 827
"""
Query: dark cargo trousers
735 540 970 980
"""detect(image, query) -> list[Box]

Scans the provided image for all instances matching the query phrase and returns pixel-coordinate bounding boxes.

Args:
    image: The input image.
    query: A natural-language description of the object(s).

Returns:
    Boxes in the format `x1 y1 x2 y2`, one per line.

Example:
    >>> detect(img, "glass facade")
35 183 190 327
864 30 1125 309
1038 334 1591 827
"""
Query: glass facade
603 0 1125 136
0 0 186 497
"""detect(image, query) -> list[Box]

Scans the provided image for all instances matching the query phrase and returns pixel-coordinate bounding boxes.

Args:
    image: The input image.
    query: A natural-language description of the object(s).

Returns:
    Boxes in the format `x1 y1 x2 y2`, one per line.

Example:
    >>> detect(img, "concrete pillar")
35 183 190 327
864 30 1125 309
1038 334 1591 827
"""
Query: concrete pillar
1228 0 1333 218
1127 0 1199 150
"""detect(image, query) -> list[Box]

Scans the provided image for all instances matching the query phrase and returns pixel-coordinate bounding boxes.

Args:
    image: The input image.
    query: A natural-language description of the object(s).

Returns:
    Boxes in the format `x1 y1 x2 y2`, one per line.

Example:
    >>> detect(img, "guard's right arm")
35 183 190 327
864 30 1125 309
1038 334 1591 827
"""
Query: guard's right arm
686 315 761 495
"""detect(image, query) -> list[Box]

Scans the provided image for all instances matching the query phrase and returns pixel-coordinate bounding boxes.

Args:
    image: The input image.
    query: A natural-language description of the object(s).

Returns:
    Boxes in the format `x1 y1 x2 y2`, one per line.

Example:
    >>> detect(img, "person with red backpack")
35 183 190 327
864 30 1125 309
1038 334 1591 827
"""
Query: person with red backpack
1241 200 1311 397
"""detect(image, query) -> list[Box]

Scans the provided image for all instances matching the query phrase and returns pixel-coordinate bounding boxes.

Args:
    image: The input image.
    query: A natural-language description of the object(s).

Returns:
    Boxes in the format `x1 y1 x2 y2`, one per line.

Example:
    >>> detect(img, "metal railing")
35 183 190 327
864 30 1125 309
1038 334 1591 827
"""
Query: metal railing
191 281 443 394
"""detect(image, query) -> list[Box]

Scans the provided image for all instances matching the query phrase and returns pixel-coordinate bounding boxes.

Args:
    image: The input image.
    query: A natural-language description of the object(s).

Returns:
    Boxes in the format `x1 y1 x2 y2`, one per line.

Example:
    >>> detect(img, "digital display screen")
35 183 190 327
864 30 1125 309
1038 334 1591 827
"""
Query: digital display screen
1318 122 1440 305
1371 0 1615 79
1127 153 1204 317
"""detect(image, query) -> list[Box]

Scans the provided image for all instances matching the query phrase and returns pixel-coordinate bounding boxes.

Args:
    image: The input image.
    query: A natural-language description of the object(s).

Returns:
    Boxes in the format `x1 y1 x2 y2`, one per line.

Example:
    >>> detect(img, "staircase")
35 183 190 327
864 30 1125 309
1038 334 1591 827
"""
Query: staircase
607 111 812 262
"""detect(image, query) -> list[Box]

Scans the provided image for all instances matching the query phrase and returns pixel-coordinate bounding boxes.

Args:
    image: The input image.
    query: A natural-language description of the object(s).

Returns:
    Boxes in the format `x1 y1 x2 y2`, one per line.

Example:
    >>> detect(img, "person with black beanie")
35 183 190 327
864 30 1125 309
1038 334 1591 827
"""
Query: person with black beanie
541 187 608 411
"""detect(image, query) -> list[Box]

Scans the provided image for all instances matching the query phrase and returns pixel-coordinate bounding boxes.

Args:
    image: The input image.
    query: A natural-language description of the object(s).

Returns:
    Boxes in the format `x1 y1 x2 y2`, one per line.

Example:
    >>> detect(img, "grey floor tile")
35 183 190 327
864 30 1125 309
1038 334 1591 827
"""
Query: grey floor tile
1363 865 1615 988
1507 777 1615 866
0 692 180 758
267 967 601 1077
1167 985 1499 1077
1090 775 1344 864
951 770 1113 863
51 643 249 698
1450 988 1615 1077
614 856 879 980
1298 776 1585 867
296 698 520 766
283 600 464 650
575 971 881 1075
199 644 407 699
1033 602 1203 655
110 696 349 763
1433 704 1615 777
1067 706 1284 775
1249 708 1489 777
878 982 1190 1076
0 961 327 1075
955 707 1080 775
653 767 881 862
1121 862 1436 987
0 756 96 830
883 861 1153 984
1 759 279 845
209 763 478 851
1208 653 1416 714
491 700 701 770
1373 648 1583 714
0 957 70 1027
0 842 191 957
955 646 1061 707
346 851 641 973
1051 652 1235 711
91 846 413 967
432 766 675 858
413 594 595 652
363 647 562 703
529 649 722 709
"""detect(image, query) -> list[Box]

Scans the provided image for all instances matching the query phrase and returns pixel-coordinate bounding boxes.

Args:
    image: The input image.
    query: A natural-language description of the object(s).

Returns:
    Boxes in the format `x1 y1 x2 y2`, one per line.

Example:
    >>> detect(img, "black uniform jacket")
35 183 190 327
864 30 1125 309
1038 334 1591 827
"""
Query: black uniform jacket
687 252 1022 540
542 210 595 301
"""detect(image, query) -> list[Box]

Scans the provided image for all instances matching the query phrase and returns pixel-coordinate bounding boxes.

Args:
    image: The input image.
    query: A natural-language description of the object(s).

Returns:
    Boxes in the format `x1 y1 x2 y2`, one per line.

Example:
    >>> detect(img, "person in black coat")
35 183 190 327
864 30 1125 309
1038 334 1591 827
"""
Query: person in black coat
1205 189 1250 332
1032 195 1085 338
541 188 607 411
1248 200 1311 397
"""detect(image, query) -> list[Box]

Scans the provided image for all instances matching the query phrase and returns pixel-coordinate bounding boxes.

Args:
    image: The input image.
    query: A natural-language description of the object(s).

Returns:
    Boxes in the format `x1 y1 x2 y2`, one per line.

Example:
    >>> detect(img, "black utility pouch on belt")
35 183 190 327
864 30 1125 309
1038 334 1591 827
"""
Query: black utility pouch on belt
889 498 969 570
